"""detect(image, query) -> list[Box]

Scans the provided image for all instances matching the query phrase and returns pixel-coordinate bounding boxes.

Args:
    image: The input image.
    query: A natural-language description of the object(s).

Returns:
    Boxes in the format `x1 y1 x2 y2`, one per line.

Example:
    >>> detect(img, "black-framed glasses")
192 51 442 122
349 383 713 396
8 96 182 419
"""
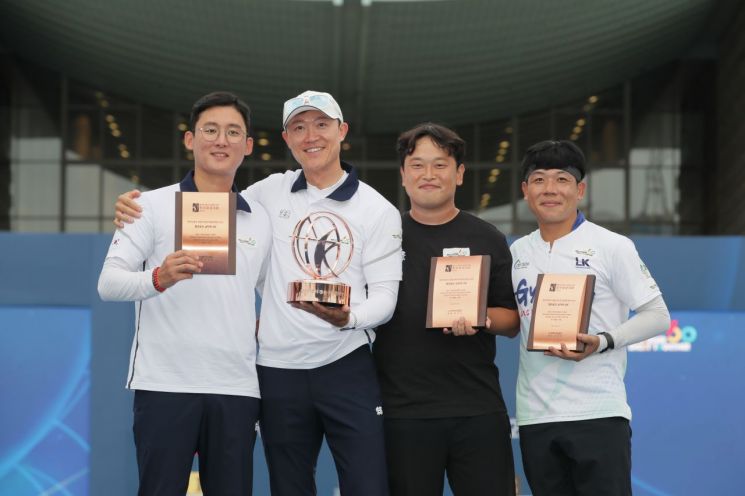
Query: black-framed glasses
198 126 247 144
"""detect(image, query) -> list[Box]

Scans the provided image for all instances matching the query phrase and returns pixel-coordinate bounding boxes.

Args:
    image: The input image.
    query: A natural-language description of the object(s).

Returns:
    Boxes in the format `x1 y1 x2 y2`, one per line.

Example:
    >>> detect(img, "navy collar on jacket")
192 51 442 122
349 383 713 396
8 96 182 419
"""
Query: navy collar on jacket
179 170 251 212
572 210 586 230
290 161 359 201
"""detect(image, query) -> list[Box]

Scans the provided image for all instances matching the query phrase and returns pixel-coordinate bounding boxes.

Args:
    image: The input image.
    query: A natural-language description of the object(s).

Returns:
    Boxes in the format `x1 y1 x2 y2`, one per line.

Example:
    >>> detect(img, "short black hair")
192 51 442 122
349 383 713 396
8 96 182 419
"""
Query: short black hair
521 140 586 182
396 122 465 167
189 91 251 135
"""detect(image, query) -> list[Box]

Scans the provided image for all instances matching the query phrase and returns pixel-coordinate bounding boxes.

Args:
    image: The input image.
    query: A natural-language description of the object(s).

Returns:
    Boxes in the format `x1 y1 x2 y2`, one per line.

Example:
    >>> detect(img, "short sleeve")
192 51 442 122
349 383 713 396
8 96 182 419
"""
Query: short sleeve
608 237 661 311
361 205 403 284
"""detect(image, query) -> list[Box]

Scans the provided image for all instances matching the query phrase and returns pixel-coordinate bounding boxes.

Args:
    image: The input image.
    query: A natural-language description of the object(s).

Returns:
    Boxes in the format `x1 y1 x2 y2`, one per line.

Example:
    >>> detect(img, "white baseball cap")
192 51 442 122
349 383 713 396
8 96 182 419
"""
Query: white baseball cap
282 90 344 129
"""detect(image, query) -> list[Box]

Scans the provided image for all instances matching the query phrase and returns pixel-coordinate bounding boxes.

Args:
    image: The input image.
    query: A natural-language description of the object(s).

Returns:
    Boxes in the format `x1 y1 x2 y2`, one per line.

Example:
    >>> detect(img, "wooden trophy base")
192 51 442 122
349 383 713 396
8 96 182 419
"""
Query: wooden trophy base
287 280 351 307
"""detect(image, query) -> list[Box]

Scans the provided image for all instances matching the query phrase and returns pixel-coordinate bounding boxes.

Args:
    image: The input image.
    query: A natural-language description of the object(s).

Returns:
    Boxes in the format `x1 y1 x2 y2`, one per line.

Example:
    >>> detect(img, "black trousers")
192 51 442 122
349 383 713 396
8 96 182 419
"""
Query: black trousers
519 417 632 496
257 345 389 496
384 412 516 496
132 390 260 496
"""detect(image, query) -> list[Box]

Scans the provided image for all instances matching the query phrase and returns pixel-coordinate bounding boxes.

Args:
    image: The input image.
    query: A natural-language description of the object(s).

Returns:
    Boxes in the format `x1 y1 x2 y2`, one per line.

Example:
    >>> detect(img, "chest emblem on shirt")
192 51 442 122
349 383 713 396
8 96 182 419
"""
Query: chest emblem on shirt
278 209 291 219
238 237 257 246
640 262 651 278
513 259 529 270
575 248 596 256
515 278 535 306
575 257 590 268
443 247 470 257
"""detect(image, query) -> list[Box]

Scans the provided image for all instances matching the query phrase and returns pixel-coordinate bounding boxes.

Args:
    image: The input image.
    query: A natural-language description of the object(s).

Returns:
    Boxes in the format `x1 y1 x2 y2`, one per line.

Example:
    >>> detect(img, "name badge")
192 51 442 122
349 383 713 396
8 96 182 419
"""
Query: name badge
443 247 470 257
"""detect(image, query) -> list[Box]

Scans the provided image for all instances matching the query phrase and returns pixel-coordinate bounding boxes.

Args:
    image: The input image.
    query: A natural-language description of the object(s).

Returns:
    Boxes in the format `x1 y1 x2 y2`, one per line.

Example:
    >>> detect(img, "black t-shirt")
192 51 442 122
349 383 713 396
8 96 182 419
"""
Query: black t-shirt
374 211 517 419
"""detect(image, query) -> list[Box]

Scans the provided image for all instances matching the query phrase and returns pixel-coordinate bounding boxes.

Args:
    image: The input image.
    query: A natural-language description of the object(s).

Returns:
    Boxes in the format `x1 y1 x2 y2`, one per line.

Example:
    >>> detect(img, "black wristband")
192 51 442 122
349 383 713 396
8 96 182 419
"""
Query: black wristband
598 332 614 353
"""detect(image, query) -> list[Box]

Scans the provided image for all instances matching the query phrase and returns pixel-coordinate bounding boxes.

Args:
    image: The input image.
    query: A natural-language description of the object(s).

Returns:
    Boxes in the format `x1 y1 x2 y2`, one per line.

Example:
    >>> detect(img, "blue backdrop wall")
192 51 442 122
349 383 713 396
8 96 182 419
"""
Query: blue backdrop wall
1 233 743 495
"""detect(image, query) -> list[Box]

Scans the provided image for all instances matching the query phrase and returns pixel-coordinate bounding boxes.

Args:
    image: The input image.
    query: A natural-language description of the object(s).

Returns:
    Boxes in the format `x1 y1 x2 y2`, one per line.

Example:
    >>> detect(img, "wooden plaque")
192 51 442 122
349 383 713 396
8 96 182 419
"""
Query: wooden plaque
426 255 490 328
175 192 236 275
527 273 595 351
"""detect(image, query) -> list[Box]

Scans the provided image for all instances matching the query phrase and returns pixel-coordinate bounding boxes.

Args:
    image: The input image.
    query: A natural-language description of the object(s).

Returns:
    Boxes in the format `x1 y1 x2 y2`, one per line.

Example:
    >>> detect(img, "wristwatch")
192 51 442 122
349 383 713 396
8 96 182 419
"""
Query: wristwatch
598 332 615 353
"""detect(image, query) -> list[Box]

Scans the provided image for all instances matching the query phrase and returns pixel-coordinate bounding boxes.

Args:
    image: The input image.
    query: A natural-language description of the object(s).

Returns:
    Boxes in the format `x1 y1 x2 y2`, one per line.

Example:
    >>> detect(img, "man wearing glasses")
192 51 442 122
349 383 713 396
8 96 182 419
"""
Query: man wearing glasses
99 92 271 494
114 90 402 495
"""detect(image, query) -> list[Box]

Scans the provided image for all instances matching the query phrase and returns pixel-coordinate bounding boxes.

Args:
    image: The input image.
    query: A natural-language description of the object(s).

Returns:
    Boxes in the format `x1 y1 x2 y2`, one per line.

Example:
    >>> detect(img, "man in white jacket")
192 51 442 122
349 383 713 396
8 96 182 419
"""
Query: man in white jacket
510 139 671 496
113 90 402 496
99 92 271 496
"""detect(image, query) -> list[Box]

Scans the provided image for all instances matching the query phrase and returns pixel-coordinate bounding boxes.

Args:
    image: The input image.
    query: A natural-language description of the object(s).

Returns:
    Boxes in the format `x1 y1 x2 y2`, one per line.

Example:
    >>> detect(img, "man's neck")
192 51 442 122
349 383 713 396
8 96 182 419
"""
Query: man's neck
538 213 577 245
193 170 234 192
304 163 344 190
409 204 460 226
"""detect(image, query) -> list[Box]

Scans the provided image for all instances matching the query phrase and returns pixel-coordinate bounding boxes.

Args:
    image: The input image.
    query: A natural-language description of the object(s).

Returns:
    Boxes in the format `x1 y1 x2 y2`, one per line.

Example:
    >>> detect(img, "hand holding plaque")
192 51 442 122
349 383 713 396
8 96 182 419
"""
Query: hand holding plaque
287 211 354 307
527 274 595 352
426 255 490 329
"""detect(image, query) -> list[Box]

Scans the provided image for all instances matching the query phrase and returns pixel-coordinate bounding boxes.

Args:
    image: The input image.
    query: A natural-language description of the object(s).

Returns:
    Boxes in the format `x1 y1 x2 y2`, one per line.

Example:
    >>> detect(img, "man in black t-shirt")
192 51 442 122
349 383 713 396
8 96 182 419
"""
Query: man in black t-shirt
374 123 519 496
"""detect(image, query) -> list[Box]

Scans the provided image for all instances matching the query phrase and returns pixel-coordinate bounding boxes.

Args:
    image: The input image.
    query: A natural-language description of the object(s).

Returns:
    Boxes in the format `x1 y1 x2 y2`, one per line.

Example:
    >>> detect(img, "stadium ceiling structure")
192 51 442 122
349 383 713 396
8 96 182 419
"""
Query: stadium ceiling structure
0 0 722 133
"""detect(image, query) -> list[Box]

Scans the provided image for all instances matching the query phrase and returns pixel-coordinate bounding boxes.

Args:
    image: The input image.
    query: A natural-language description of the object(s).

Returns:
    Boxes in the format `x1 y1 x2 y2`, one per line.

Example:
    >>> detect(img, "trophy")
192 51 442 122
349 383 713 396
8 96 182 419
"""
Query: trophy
287 211 354 306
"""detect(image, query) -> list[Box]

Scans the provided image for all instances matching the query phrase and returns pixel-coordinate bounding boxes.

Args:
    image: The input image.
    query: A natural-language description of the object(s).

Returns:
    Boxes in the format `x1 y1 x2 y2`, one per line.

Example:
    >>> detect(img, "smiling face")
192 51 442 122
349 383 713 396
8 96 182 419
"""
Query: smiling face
282 109 348 177
401 136 464 219
183 105 253 179
522 168 585 232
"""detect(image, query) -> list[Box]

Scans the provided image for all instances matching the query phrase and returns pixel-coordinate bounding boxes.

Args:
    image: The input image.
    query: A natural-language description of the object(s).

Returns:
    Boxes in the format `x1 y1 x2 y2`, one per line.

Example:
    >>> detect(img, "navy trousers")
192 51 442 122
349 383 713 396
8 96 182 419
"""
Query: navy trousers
519 417 632 496
132 390 260 496
257 345 389 496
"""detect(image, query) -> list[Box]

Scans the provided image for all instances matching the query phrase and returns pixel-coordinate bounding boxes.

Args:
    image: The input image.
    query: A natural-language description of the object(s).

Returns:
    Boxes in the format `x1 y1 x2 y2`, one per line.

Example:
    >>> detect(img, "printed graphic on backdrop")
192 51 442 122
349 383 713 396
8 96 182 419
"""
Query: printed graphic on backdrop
629 318 697 352
0 307 90 495
626 311 744 496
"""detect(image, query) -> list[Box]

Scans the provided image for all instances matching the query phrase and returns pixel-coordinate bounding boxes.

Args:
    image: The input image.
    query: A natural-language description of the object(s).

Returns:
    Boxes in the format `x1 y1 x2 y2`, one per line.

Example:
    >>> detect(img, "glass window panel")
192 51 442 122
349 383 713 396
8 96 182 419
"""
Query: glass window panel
630 166 679 226
68 81 100 106
363 168 399 208
103 168 142 217
137 165 176 191
11 136 61 163
340 135 364 161
629 147 680 223
469 167 512 224
554 111 587 144
103 108 137 160
10 218 59 232
517 111 551 158
252 130 290 164
587 168 625 221
366 134 398 161
67 110 102 161
66 219 101 233
9 150 61 218
470 167 513 234
513 219 538 237
476 120 513 164
14 106 59 139
516 194 534 224
142 107 177 160
66 164 100 217
452 126 475 162
590 114 624 165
